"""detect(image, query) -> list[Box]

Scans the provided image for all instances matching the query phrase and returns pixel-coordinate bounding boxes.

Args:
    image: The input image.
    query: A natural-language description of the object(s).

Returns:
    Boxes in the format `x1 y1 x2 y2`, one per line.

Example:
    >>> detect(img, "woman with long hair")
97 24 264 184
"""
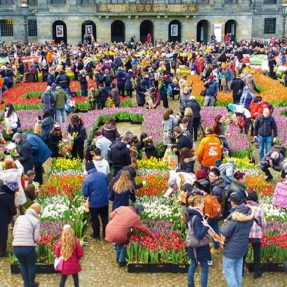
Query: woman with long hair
4 103 19 136
162 108 177 146
186 195 211 287
178 147 195 174
55 225 84 287
109 170 136 211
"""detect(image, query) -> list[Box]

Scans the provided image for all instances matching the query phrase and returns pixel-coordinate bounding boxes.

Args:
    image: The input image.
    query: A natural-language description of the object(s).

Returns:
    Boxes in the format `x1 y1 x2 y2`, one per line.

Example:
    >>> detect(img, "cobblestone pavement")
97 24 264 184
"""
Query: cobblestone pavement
1 100 286 287
1 237 287 287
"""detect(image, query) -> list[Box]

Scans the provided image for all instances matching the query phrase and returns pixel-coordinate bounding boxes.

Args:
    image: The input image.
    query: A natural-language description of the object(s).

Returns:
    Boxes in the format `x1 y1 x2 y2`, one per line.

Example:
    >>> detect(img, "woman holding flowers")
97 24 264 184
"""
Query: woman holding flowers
67 115 87 160
162 109 177 146
109 170 136 211
55 225 84 287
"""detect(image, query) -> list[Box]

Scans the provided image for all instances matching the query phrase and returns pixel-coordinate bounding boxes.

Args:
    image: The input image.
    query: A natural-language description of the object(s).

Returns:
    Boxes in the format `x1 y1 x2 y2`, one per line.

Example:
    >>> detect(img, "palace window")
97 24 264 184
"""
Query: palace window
263 0 276 3
28 19 37 37
27 0 38 5
0 0 14 4
264 18 276 34
49 0 66 4
225 0 237 3
0 19 13 36
168 0 182 4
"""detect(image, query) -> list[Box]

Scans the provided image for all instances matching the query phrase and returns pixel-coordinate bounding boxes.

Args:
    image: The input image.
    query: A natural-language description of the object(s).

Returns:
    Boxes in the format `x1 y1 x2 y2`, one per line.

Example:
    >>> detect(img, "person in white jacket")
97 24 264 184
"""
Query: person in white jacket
0 159 26 209
4 103 19 135
93 148 110 176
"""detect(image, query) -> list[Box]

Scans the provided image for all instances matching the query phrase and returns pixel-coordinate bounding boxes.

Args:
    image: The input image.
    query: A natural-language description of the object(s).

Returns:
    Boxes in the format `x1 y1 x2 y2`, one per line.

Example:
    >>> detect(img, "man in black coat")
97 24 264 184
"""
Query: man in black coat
185 96 201 141
173 126 193 152
13 133 34 174
110 136 131 176
230 75 245 104
0 182 17 257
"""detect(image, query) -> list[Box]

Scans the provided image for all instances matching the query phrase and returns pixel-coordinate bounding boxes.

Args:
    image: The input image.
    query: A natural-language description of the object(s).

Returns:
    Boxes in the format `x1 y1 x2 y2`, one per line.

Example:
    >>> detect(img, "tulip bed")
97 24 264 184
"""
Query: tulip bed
189 73 287 107
128 159 188 272
11 159 87 272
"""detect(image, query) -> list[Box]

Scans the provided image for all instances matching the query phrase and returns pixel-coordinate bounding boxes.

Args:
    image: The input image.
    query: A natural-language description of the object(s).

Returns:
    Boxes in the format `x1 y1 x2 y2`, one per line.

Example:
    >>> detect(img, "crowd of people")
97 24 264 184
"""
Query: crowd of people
0 38 286 287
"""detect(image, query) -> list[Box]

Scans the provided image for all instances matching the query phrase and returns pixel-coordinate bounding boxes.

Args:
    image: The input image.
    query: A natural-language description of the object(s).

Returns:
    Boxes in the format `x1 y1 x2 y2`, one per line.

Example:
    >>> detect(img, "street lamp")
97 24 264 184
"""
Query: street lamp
20 2 29 45
282 3 287 38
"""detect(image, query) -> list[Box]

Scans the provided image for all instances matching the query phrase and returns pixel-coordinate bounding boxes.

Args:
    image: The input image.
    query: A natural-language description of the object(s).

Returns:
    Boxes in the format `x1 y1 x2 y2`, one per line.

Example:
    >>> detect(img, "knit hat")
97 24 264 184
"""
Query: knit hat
7 181 19 192
195 170 207 180
227 103 236 111
51 83 56 89
134 203 145 214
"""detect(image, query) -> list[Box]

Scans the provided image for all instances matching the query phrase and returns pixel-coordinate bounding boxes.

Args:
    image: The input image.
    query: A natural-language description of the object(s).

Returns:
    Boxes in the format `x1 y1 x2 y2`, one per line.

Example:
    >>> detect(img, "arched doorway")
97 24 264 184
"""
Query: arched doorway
111 20 125 43
168 20 181 42
196 20 209 44
140 20 153 43
82 20 97 43
52 20 67 44
225 20 236 41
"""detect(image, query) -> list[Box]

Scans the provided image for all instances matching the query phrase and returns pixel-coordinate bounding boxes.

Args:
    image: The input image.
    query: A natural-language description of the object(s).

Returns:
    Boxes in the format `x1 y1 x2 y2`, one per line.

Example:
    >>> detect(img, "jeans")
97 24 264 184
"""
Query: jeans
188 259 209 287
71 140 84 159
116 243 126 263
59 274 79 287
55 108 66 124
13 246 37 287
223 256 243 287
162 96 169 108
90 205 109 239
204 96 215 107
0 223 8 256
208 219 220 249
257 135 272 161
260 162 273 179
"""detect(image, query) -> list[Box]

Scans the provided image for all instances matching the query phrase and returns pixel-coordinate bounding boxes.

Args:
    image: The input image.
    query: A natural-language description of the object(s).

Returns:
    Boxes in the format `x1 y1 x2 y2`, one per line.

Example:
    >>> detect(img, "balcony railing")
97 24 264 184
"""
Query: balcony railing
97 2 197 12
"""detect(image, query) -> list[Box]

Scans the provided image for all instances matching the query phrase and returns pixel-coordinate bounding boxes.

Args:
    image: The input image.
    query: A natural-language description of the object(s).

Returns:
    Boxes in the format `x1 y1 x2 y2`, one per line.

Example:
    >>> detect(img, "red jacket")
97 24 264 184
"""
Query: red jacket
105 206 154 244
55 239 84 275
250 101 273 120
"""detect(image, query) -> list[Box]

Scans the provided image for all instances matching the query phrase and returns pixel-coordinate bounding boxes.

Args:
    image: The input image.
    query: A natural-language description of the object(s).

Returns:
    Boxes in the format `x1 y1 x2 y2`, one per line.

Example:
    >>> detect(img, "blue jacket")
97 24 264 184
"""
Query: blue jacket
221 204 254 259
26 133 52 165
116 70 126 88
205 81 218 98
82 168 109 208
109 188 136 211
186 208 211 261
240 86 253 109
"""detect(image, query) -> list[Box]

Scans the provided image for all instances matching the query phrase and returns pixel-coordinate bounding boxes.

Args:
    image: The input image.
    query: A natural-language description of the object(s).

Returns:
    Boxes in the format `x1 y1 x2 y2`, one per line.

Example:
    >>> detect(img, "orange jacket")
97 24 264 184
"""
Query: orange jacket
197 134 222 168
46 51 53 63
0 77 3 89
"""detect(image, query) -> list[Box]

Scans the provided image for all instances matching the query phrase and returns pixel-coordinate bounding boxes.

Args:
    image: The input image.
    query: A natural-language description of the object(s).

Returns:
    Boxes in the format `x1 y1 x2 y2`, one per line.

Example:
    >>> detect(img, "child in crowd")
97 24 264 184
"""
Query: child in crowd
55 225 84 287
34 115 42 135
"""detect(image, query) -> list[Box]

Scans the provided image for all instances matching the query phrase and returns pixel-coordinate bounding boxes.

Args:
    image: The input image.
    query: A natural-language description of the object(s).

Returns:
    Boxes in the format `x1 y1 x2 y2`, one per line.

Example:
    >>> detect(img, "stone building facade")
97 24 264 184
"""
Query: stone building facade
0 0 286 44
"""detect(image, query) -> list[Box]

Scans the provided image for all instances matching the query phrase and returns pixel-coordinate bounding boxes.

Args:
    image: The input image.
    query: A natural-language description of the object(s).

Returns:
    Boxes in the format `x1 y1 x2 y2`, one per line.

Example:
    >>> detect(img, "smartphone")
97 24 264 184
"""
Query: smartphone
203 214 209 221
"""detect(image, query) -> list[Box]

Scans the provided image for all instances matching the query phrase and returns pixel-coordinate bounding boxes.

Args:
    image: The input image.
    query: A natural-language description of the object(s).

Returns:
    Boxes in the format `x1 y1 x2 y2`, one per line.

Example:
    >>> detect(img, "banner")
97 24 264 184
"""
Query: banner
214 24 222 42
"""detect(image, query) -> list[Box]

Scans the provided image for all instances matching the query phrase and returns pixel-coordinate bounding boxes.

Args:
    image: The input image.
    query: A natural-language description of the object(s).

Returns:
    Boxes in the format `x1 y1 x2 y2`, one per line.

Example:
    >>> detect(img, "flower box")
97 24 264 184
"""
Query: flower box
246 262 287 273
170 264 189 273
128 263 188 273
10 264 56 274
127 263 171 273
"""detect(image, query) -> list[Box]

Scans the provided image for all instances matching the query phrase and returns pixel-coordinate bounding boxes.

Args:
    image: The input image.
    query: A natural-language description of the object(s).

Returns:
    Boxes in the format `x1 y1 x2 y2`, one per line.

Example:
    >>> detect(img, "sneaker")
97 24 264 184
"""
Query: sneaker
118 260 128 267
210 247 221 255
90 232 100 240
207 260 213 266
